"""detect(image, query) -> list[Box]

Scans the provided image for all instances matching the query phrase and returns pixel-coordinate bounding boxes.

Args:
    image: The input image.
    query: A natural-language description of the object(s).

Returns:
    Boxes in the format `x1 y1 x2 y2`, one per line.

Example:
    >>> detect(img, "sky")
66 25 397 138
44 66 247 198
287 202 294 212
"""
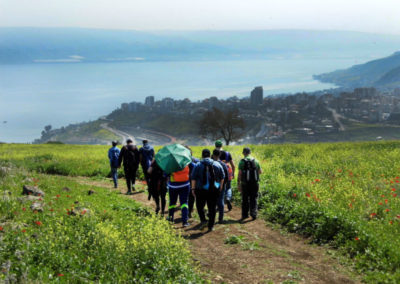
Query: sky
0 0 400 34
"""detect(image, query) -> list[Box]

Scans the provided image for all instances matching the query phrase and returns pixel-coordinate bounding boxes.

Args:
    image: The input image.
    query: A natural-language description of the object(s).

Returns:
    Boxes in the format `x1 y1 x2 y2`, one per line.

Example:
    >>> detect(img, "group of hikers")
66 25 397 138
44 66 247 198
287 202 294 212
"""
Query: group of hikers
108 139 262 232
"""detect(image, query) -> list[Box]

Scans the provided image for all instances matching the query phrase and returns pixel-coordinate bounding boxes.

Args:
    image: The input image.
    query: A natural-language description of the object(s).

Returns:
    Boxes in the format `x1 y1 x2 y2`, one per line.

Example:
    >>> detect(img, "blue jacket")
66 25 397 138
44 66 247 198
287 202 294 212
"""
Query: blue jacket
108 146 120 168
191 158 225 190
139 144 155 169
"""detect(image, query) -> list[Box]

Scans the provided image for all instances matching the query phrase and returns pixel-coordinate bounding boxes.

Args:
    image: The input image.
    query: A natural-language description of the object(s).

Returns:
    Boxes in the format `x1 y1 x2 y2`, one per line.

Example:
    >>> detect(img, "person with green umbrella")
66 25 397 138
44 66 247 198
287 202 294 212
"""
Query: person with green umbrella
155 144 192 227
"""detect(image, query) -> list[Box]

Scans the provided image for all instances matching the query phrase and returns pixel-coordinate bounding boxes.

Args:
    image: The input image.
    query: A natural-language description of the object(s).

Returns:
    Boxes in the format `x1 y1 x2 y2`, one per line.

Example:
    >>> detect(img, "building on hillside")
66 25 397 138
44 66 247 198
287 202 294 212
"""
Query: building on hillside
250 86 263 106
145 96 155 107
161 97 174 111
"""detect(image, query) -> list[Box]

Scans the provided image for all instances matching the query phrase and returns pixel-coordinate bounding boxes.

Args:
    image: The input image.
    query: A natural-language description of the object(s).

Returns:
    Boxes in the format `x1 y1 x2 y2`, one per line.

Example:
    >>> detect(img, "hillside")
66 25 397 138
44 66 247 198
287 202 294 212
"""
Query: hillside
314 51 400 89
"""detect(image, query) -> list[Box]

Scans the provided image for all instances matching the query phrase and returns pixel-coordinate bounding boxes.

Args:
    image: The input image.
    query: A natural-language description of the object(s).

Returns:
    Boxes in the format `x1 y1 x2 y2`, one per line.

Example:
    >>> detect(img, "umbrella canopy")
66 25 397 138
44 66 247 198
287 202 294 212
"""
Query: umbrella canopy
155 144 192 174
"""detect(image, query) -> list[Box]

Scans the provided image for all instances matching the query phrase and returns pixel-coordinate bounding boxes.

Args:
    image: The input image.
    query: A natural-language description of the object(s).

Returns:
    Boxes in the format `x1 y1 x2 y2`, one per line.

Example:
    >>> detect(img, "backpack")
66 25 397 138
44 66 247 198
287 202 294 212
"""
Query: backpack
125 146 138 167
241 158 259 183
140 146 154 168
201 162 216 190
226 162 233 181
220 150 231 163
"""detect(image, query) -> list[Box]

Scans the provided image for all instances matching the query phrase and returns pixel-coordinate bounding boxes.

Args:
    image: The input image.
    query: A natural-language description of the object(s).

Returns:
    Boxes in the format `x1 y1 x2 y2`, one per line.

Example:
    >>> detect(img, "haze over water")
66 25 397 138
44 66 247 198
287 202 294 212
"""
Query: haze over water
0 58 360 143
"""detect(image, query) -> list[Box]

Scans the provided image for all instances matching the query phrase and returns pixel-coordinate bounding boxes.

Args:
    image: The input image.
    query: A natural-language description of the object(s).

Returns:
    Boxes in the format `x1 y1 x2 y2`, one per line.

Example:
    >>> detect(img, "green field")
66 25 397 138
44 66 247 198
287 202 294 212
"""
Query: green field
1 141 400 282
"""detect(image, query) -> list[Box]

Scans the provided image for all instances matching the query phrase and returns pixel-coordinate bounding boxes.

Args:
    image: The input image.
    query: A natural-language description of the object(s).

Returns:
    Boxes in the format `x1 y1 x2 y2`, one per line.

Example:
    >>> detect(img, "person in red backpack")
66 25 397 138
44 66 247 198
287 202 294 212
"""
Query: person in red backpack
237 147 262 221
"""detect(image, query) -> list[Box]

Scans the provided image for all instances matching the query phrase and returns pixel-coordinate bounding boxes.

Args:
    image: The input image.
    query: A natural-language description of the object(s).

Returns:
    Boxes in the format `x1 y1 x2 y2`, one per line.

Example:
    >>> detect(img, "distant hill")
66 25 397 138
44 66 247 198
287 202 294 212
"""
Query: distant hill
2 27 400 64
314 51 400 89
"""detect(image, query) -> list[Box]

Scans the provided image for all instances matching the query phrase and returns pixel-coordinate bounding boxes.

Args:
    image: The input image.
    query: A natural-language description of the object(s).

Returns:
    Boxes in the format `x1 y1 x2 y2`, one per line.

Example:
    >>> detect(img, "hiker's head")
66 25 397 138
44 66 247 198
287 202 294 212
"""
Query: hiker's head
112 141 118 147
242 147 251 156
126 138 133 145
142 139 148 145
212 149 221 160
215 140 223 149
202 149 211 159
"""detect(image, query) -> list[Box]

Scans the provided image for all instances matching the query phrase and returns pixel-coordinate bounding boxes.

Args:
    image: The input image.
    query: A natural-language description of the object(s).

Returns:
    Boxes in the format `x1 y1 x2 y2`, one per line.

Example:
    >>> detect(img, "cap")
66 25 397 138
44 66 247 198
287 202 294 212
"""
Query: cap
215 140 223 148
243 147 251 155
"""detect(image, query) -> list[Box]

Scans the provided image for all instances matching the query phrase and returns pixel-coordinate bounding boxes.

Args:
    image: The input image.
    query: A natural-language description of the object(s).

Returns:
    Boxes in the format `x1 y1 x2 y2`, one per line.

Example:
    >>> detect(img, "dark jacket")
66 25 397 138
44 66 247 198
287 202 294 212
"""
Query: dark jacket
118 145 140 170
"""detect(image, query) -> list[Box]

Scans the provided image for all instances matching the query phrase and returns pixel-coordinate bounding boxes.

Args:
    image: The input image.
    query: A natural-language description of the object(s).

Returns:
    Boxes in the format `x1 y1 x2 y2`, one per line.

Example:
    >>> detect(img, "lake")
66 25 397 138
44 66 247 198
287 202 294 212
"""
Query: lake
0 58 358 143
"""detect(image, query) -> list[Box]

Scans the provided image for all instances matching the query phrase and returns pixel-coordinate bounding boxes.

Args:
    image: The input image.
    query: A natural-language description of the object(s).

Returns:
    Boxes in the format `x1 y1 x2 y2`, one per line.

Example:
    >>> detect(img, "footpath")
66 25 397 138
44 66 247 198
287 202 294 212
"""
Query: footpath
77 177 360 284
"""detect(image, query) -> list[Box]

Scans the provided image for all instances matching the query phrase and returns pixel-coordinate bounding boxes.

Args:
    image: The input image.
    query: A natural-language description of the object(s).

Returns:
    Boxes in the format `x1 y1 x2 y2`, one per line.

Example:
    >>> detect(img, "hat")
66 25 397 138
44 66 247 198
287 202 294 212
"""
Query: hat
202 149 211 158
243 147 251 155
215 140 223 148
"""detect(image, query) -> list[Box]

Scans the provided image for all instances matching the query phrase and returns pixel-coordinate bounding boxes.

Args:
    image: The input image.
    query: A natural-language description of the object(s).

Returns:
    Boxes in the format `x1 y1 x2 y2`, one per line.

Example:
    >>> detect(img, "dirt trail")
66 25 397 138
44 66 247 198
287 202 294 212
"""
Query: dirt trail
77 177 360 284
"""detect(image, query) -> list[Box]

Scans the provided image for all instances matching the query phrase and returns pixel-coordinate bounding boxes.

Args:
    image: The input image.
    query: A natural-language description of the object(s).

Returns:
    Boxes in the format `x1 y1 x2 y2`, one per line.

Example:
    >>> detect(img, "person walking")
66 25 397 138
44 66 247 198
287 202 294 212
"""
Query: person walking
108 141 120 188
167 164 191 227
185 146 199 219
147 159 167 216
191 149 225 232
237 147 262 221
212 149 229 224
215 140 235 179
139 140 155 200
118 139 140 195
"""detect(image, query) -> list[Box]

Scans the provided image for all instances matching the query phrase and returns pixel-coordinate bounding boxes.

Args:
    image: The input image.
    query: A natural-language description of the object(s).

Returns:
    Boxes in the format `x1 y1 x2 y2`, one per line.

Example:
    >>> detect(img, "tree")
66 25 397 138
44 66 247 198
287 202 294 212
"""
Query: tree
44 125 52 132
198 108 245 145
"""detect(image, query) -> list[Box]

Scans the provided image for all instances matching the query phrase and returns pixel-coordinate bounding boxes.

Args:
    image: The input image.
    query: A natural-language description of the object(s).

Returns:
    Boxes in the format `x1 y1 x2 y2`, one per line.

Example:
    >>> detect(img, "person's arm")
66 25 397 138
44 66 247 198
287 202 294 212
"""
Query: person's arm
229 158 235 179
191 180 196 198
108 149 112 160
147 166 153 174
118 147 124 168
219 179 225 192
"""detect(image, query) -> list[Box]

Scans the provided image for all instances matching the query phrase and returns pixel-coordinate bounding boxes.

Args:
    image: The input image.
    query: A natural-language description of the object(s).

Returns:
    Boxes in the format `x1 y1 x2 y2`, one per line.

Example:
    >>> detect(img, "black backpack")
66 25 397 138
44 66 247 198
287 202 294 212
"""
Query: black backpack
125 146 137 167
201 162 216 190
242 159 259 183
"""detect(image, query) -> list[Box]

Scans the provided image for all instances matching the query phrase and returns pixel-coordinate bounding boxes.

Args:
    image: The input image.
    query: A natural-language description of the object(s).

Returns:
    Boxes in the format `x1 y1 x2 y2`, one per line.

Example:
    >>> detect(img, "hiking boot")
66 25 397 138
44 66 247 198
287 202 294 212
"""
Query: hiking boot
183 222 190 227
207 226 214 232
155 207 160 215
226 200 232 211
218 219 225 224
251 215 257 221
166 216 174 223
126 191 132 195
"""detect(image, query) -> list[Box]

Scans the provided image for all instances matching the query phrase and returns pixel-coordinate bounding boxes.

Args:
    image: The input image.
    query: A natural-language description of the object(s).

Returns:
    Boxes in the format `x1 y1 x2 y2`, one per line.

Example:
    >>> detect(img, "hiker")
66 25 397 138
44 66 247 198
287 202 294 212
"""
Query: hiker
224 160 234 211
139 139 155 200
215 140 235 179
167 164 191 227
118 139 140 195
212 149 229 223
185 146 199 219
108 141 120 188
237 147 262 221
191 149 225 232
147 159 167 215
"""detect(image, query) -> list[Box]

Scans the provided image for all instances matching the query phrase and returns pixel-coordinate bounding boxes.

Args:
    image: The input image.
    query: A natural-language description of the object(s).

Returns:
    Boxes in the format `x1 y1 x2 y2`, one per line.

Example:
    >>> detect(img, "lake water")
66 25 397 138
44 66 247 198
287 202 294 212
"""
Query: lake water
0 58 358 143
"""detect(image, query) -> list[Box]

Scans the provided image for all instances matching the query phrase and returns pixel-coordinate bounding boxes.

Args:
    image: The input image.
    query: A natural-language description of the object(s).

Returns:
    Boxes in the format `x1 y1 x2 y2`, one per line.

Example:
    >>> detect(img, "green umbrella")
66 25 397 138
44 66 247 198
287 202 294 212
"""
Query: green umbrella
155 144 192 174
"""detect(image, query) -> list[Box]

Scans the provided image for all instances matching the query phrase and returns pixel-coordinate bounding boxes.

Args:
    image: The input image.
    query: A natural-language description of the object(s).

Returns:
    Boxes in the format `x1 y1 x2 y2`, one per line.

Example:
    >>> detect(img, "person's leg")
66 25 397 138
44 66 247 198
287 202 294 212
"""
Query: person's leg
168 187 179 222
241 184 250 218
195 189 207 223
207 191 218 230
111 167 118 188
160 183 167 216
124 168 132 193
151 182 160 214
249 183 259 219
143 166 152 200
131 167 138 190
225 182 232 211
217 187 225 222
188 189 195 218
178 185 190 225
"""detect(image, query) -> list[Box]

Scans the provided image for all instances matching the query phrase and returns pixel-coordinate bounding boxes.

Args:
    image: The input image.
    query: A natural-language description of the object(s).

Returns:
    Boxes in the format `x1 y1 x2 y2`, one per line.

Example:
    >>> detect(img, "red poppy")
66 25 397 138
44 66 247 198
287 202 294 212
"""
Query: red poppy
0 226 3 231
381 194 385 198
293 193 297 197
392 188 396 192
57 274 64 277
34 221 42 226
22 208 26 211
389 221 393 225
385 209 390 213
50 208 54 212
81 210 87 215
378 202 383 205
370 213 377 217
393 193 398 197
397 215 400 219
315 179 320 182
306 193 311 198
385 199 388 204
355 237 360 241
21 229 26 233
348 203 353 208
56 194 60 198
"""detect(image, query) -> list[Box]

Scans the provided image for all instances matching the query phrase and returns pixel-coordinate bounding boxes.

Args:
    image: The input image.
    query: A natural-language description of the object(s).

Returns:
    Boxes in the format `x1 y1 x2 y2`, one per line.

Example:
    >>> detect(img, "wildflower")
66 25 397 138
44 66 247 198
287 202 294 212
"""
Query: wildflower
378 202 383 205
381 194 385 198
397 215 400 219
348 203 353 208
293 193 297 197
22 207 26 211
315 179 320 182
34 221 42 226
56 194 60 198
66 195 70 198
50 208 54 212
0 226 3 231
57 274 64 277
385 199 388 204
389 221 393 225
306 193 311 198
338 169 342 173
393 193 397 197
355 237 360 241
21 229 26 233
392 188 396 192
385 209 390 213
370 213 377 217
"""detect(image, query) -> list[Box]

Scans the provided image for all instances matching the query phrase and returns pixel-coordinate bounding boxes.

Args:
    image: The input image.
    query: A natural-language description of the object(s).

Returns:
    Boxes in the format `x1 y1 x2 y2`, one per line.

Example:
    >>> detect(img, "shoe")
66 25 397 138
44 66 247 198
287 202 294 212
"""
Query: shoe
251 216 257 221
218 220 225 224
240 215 249 222
148 192 151 201
166 216 174 223
126 191 132 195
155 207 160 215
183 222 190 227
227 201 232 211
207 227 214 232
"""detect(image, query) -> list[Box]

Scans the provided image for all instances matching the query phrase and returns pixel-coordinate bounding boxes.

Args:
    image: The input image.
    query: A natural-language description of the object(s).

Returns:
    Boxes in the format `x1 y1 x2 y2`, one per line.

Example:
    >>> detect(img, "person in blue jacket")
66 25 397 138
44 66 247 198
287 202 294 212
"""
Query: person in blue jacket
139 140 155 200
108 141 120 188
191 149 225 232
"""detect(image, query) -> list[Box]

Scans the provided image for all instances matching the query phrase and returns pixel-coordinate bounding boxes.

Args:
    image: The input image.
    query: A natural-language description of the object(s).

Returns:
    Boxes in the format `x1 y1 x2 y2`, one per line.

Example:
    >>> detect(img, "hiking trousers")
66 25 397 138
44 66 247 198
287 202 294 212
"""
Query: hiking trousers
150 180 167 215
188 189 195 216
111 167 118 188
195 189 219 229
241 183 259 218
124 167 138 192
168 184 190 224
217 186 226 222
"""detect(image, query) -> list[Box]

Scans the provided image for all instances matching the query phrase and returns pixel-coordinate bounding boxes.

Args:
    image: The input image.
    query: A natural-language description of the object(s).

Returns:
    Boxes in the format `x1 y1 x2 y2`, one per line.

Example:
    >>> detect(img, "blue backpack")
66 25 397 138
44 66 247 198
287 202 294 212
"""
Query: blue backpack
109 148 120 167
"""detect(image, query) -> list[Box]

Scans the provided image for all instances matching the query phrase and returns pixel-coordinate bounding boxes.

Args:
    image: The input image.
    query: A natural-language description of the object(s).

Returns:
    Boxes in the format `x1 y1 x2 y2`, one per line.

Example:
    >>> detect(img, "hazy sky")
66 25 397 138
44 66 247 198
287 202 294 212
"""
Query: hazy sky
1 0 400 34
